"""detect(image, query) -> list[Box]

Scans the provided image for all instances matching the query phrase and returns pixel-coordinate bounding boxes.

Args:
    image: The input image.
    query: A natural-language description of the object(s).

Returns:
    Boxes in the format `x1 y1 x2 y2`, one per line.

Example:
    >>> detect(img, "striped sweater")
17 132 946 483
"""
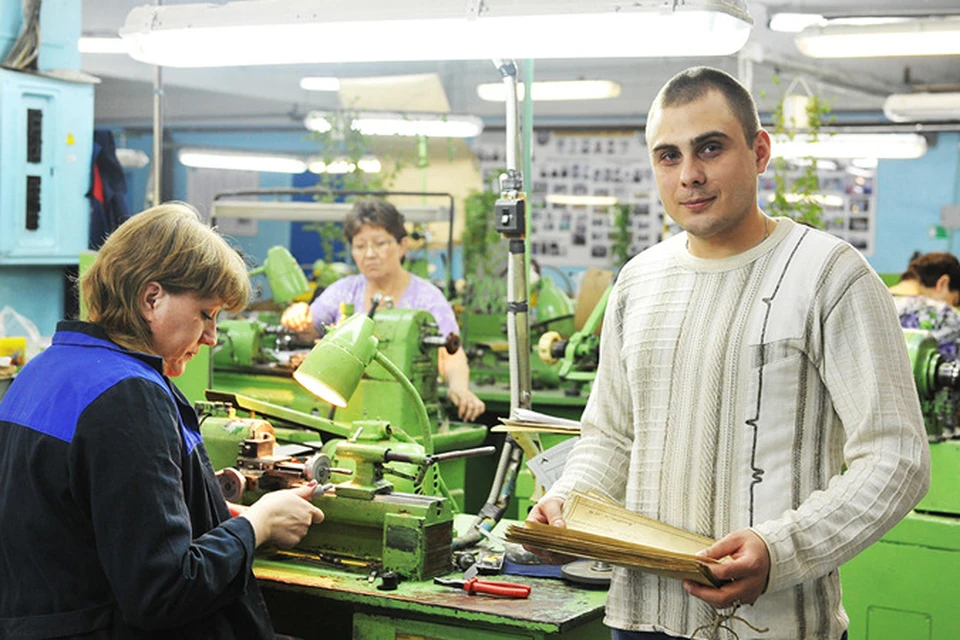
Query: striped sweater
548 217 930 639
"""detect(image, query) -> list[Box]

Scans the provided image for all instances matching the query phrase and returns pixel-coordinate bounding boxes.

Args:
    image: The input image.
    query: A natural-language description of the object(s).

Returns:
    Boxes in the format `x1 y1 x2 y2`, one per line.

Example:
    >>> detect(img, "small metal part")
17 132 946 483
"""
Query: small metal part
561 559 613 587
377 571 400 591
455 551 476 572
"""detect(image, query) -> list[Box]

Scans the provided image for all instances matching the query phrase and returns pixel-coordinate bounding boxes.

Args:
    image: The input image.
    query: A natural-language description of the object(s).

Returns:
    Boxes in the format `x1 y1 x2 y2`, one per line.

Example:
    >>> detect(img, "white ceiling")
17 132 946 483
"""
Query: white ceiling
80 0 960 132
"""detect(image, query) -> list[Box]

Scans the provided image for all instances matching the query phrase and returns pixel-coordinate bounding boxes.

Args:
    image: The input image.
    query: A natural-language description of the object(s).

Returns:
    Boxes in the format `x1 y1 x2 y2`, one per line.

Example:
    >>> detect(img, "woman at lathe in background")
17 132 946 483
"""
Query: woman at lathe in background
0 203 324 638
890 251 960 437
890 251 960 360
281 198 486 422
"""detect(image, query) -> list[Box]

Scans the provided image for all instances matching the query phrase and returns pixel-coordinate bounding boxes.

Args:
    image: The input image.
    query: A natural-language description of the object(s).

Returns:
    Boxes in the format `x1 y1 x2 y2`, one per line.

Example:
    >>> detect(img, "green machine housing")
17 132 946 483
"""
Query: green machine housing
841 329 960 640
200 407 458 581
212 308 487 510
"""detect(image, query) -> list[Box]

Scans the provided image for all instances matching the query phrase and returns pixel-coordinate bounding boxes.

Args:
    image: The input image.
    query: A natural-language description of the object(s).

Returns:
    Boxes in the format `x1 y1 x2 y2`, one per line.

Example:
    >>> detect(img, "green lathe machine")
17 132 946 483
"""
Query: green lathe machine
212 307 488 510
199 395 492 580
841 329 960 640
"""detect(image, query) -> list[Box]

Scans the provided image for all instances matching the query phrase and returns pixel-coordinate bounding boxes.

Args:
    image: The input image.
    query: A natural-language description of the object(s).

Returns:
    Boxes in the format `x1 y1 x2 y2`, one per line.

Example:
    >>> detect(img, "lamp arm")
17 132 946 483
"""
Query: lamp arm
372 351 465 509
372 351 433 455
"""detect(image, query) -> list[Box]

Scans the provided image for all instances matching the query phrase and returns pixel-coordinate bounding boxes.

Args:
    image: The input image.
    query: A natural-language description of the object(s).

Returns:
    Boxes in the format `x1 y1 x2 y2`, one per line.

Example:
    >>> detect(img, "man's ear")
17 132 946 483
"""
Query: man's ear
140 281 164 322
754 129 772 174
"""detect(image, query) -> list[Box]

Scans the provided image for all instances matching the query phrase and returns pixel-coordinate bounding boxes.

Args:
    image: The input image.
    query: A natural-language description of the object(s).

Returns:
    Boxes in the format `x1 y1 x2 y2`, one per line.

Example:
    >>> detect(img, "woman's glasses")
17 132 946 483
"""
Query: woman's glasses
351 238 397 255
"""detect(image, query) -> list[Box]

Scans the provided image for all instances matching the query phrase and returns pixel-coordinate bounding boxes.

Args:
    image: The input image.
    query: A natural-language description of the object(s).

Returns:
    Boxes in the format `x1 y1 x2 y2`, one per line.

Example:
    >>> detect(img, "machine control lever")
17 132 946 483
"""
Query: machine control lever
421 332 461 355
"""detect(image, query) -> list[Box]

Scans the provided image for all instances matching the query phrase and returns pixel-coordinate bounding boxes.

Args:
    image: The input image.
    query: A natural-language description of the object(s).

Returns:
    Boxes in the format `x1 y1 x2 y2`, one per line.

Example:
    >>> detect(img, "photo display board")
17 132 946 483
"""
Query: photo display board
475 129 877 268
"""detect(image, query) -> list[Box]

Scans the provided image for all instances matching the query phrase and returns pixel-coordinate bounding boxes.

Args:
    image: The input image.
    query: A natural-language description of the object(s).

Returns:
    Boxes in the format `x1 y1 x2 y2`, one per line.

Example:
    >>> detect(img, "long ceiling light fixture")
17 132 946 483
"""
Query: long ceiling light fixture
795 17 960 58
771 133 928 160
477 80 621 102
78 36 129 54
179 149 308 174
120 0 753 67
884 92 960 123
308 158 382 174
299 77 341 92
545 194 619 207
304 111 483 138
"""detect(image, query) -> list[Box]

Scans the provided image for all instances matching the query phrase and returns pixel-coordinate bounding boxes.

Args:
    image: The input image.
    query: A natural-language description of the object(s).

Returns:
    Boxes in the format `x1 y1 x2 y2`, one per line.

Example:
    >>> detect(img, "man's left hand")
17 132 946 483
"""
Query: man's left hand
682 528 770 609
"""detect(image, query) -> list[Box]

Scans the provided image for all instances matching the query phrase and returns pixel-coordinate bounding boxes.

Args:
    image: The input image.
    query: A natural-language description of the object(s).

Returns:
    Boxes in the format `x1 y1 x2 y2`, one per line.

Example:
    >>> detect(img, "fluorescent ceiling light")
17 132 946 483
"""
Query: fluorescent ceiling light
300 77 341 92
78 36 129 54
766 192 844 208
477 80 621 102
771 133 927 160
884 92 960 123
787 158 838 171
308 158 381 174
304 111 483 138
120 0 753 67
795 17 960 58
179 149 307 173
545 194 618 207
850 158 879 170
768 13 824 33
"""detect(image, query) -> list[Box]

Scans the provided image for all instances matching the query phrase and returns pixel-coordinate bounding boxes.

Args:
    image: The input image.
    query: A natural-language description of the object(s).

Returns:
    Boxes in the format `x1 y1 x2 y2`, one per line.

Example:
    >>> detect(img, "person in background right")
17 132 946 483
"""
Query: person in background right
890 251 960 437
889 251 960 360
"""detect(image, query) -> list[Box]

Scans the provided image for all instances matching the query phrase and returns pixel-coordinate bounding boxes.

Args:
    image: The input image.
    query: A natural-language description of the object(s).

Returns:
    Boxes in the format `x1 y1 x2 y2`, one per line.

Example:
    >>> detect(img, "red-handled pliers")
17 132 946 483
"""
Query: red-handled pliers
433 576 532 598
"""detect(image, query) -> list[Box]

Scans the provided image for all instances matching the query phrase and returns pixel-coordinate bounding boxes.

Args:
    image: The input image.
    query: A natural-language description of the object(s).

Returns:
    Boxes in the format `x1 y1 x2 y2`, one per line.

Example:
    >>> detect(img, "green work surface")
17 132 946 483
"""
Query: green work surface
841 511 960 640
914 440 960 515
256 516 609 640
473 383 589 423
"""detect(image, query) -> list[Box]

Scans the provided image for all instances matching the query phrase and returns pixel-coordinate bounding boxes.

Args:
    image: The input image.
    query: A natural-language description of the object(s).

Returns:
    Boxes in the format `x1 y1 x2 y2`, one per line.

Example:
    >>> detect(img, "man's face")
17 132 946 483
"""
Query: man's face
647 89 770 249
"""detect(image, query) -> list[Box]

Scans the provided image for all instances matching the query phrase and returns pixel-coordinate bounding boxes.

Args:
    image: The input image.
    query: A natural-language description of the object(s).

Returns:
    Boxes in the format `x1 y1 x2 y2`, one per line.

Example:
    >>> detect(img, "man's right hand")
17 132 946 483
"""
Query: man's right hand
240 482 325 548
523 496 577 564
280 302 314 333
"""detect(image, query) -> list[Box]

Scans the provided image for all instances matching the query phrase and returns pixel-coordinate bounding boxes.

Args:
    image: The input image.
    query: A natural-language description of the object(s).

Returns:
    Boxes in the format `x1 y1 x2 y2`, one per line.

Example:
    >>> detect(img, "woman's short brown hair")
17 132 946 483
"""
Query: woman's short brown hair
901 252 960 292
80 202 250 353
342 199 408 244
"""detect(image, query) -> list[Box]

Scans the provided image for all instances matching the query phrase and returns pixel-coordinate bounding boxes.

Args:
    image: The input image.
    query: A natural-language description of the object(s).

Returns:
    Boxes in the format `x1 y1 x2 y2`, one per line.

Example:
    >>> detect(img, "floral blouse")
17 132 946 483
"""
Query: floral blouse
893 294 960 361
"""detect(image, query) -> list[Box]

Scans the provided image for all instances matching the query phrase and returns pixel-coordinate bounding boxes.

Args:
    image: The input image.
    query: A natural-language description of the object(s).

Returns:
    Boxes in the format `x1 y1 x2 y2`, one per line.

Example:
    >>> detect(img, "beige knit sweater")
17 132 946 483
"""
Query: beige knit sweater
548 217 930 639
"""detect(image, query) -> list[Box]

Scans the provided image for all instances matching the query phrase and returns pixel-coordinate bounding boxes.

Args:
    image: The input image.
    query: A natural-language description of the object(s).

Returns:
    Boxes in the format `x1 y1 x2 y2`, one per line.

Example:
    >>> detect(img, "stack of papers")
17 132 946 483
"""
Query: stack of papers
492 408 581 434
504 490 721 587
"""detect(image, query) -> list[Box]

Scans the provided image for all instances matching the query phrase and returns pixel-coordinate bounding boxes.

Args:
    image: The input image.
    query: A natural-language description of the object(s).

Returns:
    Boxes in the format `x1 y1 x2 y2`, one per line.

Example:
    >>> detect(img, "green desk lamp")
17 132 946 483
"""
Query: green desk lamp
248 245 309 304
292 313 434 455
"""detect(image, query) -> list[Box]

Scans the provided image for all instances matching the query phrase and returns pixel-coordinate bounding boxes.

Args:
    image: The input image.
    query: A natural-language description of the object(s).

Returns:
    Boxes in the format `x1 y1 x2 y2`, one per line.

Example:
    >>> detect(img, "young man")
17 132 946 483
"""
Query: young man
527 67 929 639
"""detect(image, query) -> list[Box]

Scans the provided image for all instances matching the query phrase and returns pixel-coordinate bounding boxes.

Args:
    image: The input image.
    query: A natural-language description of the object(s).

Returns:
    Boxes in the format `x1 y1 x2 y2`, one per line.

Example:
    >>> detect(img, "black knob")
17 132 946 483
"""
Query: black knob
377 571 400 591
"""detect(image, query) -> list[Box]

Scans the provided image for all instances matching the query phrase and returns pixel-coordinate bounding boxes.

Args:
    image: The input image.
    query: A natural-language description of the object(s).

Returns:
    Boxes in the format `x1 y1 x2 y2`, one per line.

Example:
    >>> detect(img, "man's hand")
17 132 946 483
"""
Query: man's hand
683 528 770 609
447 386 486 422
241 482 326 548
522 496 577 564
280 302 313 333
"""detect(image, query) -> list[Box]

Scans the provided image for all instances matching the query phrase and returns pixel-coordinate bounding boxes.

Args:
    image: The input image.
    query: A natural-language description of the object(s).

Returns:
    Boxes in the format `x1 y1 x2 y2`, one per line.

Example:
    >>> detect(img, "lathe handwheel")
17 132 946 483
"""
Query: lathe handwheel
216 467 246 503
305 453 333 484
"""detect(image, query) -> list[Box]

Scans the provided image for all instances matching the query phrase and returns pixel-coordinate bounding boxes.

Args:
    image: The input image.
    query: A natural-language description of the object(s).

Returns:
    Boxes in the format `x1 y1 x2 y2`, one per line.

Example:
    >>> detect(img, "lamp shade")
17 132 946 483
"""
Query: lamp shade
120 0 753 67
249 246 309 305
293 313 378 407
884 92 960 123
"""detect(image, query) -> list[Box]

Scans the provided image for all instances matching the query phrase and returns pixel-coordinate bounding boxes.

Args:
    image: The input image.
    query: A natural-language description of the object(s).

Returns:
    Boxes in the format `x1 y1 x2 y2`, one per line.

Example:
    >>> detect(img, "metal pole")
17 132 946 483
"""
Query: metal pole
493 58 531 414
151 0 163 206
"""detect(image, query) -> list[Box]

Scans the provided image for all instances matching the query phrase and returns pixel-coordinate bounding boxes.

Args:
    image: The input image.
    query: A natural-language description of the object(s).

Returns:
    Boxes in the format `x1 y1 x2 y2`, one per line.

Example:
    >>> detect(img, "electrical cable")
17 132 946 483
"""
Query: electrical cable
2 0 42 71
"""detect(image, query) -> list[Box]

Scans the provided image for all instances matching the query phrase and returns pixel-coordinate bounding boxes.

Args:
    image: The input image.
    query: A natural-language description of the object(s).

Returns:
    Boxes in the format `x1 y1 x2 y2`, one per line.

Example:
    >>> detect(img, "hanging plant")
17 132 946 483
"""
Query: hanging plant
611 203 632 269
765 76 833 229
307 105 408 193
460 189 507 313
